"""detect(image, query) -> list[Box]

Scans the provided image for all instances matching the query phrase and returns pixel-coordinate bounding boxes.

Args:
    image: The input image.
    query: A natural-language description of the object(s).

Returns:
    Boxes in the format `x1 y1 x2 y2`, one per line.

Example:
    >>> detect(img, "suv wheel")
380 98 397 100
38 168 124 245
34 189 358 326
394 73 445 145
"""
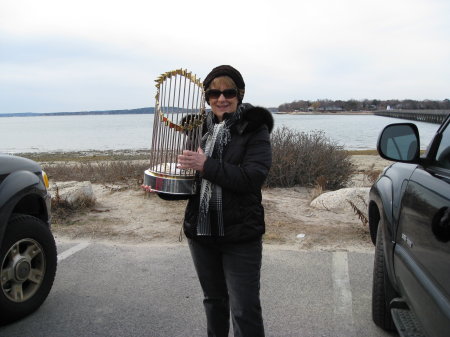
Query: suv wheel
0 214 57 325
372 224 396 330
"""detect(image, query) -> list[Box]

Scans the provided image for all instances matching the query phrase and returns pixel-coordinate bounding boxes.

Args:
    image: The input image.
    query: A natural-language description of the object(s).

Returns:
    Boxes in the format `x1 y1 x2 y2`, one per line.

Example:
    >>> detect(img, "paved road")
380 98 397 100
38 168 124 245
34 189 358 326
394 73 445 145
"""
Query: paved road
0 240 396 337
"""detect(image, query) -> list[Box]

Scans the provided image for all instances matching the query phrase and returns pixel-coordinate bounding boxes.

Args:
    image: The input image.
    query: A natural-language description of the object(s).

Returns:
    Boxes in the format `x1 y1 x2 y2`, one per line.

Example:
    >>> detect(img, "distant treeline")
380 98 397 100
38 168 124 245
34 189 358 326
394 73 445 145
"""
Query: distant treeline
278 99 450 112
0 107 155 117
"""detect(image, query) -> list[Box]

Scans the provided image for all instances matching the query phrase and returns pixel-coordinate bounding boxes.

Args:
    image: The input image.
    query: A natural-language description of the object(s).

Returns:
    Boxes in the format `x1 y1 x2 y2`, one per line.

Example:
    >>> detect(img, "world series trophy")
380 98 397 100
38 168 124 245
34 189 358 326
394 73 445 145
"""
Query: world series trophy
142 69 205 197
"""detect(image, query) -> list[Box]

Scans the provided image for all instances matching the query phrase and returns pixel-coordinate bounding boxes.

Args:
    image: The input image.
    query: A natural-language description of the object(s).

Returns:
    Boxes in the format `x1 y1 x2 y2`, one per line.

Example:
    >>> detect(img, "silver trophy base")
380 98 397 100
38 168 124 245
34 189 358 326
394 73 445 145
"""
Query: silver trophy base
144 169 196 195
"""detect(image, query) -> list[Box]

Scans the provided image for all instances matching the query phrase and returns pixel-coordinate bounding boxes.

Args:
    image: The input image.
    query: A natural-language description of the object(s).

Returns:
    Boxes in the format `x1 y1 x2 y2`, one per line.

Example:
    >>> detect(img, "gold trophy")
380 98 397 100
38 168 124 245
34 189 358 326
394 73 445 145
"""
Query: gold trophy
143 69 205 197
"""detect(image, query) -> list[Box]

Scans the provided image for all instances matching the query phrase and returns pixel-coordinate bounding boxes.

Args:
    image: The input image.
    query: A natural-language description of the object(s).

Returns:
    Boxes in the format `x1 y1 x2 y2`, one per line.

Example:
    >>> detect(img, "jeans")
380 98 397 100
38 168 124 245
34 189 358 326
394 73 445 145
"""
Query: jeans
188 238 265 337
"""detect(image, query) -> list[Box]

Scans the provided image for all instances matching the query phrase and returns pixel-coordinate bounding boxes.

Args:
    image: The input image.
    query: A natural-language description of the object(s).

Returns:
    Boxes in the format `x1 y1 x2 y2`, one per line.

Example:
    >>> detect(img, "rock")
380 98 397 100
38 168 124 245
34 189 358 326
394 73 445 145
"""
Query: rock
310 187 370 211
49 181 96 208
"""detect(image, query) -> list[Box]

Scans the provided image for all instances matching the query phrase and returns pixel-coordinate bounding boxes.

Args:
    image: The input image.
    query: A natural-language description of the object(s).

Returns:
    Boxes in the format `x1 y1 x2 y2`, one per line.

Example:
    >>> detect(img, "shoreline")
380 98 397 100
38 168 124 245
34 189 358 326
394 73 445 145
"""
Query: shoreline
12 148 380 163
14 149 378 161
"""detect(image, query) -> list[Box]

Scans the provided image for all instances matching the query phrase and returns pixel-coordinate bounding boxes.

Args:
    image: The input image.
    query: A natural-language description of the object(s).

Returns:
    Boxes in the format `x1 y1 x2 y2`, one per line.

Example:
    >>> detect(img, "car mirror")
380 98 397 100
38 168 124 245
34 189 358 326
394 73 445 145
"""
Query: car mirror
377 123 420 162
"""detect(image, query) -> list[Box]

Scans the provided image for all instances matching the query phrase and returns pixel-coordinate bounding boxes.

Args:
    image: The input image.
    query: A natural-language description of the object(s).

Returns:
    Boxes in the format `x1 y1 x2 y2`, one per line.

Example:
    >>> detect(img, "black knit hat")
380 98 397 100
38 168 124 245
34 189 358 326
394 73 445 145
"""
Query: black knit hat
203 65 245 102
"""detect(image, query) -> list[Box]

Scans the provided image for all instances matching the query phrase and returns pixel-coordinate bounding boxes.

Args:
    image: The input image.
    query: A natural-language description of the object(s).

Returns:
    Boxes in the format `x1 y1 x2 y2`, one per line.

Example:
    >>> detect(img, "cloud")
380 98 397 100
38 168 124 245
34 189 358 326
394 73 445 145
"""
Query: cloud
0 0 449 113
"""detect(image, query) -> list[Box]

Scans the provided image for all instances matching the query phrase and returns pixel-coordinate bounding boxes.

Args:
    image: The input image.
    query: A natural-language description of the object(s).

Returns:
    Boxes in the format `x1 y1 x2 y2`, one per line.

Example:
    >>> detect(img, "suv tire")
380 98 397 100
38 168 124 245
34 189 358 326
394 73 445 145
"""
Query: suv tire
0 214 57 325
372 224 396 331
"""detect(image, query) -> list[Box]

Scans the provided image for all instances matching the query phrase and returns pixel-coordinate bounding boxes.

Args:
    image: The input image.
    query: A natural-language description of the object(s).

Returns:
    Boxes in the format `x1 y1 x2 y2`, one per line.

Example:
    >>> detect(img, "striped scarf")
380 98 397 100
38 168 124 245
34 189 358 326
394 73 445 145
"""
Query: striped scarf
197 108 242 236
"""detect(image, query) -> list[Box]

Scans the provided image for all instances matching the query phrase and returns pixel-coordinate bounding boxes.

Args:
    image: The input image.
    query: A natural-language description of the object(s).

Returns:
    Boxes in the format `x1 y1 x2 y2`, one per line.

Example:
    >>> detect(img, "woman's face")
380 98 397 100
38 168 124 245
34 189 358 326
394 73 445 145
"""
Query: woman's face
209 82 239 122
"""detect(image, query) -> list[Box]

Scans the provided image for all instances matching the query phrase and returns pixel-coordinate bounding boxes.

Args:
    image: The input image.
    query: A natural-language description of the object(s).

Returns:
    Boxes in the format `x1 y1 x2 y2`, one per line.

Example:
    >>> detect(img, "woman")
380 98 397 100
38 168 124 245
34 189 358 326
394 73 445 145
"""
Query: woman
177 65 273 337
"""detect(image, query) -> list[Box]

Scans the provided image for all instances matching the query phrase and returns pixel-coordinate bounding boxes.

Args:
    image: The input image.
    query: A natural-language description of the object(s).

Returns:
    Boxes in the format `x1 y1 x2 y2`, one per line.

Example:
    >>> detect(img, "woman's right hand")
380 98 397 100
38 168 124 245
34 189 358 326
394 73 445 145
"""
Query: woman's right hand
177 148 206 173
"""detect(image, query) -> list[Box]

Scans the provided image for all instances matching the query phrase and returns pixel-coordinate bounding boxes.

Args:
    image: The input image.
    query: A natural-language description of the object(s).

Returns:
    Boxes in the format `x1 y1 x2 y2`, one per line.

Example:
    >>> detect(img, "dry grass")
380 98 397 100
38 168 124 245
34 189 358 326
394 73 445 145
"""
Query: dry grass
347 149 426 156
346 149 379 155
43 160 149 186
347 195 369 226
18 150 151 163
51 185 96 224
309 176 327 201
347 199 369 226
364 164 382 184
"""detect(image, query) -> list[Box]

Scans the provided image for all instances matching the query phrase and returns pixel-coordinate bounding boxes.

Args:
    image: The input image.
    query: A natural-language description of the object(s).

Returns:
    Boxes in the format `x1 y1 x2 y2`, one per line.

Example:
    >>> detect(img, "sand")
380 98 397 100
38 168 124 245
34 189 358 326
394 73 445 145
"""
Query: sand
51 155 392 252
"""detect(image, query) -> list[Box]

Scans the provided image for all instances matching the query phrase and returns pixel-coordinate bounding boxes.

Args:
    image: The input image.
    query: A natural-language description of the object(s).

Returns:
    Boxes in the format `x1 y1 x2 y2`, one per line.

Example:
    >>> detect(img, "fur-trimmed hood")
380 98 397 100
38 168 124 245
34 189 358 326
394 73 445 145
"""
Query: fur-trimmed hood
234 103 274 135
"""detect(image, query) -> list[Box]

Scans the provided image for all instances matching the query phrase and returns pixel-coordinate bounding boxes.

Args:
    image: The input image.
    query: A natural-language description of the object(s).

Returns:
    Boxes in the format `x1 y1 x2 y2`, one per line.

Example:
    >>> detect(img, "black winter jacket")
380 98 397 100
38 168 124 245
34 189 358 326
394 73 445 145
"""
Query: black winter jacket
183 103 274 243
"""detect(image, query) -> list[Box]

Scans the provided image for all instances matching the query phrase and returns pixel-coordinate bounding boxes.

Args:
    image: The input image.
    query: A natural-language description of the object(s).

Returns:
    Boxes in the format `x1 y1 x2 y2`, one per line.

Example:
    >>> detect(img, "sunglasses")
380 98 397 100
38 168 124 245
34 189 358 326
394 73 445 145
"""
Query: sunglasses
205 88 238 100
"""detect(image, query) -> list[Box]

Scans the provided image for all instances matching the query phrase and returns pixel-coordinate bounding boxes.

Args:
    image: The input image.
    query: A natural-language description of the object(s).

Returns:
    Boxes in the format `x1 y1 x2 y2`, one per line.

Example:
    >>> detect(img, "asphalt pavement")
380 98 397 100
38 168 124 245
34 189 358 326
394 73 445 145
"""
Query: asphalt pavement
0 240 396 337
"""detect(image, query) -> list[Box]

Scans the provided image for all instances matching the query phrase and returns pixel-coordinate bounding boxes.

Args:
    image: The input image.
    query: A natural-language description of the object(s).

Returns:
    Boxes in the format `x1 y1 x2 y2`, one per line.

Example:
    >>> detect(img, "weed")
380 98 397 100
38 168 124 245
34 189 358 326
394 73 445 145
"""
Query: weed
309 176 327 200
347 198 369 226
363 164 382 184
51 184 96 224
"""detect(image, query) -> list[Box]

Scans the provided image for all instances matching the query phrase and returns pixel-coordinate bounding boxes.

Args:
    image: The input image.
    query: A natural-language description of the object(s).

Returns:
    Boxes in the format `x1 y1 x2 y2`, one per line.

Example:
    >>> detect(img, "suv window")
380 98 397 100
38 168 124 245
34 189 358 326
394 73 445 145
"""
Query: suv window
435 124 450 169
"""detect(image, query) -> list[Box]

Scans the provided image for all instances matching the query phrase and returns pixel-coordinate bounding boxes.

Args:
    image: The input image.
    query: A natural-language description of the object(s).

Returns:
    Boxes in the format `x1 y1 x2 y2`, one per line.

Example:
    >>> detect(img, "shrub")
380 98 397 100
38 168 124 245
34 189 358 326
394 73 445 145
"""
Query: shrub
266 127 355 190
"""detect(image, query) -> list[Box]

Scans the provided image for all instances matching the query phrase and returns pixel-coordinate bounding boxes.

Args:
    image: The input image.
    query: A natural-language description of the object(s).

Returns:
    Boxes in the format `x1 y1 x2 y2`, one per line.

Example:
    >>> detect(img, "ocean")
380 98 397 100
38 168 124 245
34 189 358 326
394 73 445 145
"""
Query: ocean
0 113 440 153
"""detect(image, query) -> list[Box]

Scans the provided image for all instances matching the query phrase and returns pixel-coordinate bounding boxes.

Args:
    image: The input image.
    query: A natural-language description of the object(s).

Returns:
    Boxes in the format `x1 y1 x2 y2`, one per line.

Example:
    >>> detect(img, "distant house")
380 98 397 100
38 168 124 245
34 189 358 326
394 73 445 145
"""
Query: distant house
318 106 344 112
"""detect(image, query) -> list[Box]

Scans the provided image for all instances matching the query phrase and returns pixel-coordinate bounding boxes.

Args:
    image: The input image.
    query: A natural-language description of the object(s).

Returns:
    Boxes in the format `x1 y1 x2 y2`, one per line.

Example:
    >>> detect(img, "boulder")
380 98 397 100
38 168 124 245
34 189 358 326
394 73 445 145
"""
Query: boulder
49 181 96 208
310 187 370 211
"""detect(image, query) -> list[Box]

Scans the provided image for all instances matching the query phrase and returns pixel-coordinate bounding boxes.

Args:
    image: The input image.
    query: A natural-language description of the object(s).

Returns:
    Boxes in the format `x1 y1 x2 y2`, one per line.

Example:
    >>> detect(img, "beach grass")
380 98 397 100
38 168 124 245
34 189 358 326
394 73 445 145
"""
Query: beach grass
16 150 152 163
346 149 378 155
17 149 380 164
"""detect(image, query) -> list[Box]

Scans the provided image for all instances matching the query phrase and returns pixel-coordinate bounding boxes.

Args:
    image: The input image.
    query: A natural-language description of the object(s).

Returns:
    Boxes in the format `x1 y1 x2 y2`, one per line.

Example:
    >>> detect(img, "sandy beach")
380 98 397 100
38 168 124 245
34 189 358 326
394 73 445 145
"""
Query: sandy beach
48 154 392 252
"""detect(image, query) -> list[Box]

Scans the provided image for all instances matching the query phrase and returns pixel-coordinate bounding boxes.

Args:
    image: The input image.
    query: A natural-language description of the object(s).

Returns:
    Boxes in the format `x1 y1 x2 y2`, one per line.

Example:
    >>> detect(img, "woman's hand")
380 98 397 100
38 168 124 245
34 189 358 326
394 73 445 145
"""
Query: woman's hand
177 148 206 172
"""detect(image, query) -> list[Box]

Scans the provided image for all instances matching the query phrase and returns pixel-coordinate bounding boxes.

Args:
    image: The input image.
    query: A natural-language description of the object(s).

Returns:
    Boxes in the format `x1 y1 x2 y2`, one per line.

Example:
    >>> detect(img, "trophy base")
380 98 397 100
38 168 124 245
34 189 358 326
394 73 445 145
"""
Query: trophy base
143 169 196 195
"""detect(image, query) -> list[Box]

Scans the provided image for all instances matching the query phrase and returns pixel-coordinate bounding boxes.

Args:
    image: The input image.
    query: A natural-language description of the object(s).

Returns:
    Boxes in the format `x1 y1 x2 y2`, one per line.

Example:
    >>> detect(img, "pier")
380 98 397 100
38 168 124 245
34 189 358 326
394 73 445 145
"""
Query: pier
374 110 450 124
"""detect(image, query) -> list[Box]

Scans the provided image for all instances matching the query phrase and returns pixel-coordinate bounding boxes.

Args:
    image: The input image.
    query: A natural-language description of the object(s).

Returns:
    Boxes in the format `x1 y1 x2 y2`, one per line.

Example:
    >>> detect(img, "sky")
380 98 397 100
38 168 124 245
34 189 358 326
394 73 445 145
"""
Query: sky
0 0 449 113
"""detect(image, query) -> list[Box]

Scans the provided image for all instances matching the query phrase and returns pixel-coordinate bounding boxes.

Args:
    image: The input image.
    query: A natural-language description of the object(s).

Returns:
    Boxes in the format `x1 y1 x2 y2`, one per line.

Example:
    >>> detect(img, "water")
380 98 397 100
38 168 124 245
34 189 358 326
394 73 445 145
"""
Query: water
0 114 154 153
0 113 440 153
274 114 439 150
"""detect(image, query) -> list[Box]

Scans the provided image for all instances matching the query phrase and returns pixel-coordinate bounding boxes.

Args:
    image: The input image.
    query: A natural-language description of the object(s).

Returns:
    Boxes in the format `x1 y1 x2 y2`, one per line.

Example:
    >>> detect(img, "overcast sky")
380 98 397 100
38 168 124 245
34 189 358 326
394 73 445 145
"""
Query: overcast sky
1 0 449 113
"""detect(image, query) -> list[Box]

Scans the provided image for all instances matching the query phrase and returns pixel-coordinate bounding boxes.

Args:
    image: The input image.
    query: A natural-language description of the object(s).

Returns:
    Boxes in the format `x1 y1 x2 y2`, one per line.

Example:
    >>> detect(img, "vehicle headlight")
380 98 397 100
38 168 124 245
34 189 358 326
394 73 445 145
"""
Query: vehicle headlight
42 170 49 188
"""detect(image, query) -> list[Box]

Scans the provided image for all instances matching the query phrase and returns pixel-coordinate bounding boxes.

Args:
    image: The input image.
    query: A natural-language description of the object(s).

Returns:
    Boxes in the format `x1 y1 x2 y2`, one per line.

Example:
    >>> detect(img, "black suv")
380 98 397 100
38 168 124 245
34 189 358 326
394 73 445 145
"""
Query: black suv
369 116 450 337
0 154 57 325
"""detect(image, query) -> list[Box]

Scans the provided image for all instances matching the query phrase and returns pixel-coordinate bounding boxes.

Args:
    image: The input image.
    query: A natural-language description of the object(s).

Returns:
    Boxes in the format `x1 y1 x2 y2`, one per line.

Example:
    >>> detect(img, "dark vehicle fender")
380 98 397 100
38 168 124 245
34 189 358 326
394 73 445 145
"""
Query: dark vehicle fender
369 175 395 239
369 176 398 290
0 170 49 243
369 163 418 238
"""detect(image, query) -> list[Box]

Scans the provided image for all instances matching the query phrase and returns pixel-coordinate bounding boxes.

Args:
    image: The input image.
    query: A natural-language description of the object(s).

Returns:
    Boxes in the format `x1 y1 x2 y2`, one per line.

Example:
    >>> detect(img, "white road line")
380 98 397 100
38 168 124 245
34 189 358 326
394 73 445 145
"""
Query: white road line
57 242 90 262
332 251 355 337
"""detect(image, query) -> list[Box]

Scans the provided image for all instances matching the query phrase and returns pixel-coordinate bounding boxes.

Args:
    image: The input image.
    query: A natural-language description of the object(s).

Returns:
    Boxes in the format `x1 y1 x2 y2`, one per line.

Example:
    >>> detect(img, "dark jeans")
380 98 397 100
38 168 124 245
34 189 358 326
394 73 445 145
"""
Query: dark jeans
188 238 265 337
